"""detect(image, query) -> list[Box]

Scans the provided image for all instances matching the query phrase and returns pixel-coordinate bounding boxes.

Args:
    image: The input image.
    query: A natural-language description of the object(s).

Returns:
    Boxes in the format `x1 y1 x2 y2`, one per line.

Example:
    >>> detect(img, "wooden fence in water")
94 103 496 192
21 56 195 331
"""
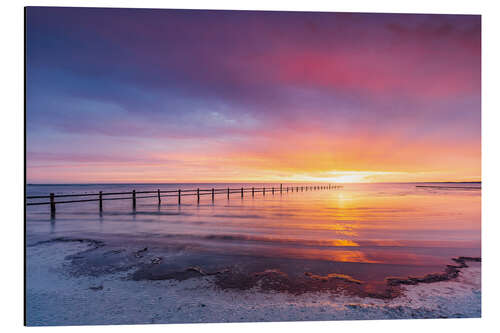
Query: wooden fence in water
26 184 343 217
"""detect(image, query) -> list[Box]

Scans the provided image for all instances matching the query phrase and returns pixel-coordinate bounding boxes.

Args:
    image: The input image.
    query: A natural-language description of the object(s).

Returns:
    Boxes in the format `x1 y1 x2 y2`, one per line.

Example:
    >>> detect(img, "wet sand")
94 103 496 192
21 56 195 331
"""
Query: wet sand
26 238 481 326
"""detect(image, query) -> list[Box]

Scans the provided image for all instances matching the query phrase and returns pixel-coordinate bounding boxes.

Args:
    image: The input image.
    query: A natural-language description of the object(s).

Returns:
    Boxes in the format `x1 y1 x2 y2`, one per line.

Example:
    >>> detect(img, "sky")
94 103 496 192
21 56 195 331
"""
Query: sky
26 7 481 183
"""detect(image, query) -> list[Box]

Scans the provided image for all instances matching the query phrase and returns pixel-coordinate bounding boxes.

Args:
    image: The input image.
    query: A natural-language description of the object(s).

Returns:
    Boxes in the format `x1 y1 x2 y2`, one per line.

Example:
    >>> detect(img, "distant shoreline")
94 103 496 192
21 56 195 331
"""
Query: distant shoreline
26 181 482 186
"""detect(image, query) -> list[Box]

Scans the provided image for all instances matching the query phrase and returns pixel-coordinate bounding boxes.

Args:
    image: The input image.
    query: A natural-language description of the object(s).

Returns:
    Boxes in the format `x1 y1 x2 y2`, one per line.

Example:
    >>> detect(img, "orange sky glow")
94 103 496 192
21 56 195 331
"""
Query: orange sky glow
26 9 481 184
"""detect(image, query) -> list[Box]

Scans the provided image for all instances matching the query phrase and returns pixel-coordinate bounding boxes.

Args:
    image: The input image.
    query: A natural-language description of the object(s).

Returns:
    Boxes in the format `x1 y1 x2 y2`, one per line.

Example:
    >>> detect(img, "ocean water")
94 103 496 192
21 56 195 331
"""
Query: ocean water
26 182 481 290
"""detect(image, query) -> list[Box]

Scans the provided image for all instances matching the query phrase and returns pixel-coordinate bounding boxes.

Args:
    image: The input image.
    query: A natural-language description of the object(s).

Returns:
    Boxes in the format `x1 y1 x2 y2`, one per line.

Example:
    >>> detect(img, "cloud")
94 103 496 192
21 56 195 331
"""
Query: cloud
25 8 481 182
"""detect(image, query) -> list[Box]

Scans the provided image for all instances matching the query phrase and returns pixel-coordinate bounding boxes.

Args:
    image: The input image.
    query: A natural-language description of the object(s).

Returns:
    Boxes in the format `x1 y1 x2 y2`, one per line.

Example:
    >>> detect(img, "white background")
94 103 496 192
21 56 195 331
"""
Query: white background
1 0 499 332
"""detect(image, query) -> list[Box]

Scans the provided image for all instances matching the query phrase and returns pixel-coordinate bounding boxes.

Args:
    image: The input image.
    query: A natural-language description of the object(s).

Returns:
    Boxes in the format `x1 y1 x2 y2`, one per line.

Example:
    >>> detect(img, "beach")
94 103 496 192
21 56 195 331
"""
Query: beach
25 183 481 325
26 238 480 325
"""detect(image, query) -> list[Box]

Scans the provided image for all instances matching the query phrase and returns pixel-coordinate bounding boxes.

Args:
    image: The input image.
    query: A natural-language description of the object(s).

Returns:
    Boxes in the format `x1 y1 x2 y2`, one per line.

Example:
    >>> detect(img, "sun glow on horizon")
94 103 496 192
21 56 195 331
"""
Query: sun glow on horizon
26 9 480 184
283 171 410 183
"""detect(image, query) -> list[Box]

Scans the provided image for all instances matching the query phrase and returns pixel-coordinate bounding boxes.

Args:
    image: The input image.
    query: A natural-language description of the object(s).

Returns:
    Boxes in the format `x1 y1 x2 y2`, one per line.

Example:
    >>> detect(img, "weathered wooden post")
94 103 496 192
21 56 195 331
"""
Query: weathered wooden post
99 191 103 212
272 187 274 195
227 188 230 199
178 189 181 205
241 187 244 198
263 187 265 196
252 187 254 197
50 193 56 217
132 190 136 210
212 188 215 201
287 186 289 192
157 189 161 204
280 184 282 193
197 188 200 203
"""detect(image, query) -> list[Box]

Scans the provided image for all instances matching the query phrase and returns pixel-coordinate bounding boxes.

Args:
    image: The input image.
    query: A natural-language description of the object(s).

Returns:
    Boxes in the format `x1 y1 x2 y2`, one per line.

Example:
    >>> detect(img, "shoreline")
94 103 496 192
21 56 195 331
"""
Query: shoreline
26 238 481 326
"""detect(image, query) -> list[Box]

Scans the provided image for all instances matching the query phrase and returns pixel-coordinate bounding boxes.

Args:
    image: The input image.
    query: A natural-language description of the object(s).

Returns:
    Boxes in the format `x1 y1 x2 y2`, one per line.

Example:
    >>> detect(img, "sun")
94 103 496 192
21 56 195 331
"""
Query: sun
327 174 367 183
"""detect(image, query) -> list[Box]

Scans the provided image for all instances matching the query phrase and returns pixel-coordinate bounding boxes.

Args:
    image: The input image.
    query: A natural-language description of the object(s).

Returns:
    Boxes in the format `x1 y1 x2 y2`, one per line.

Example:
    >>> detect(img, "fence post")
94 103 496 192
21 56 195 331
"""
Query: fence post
252 187 254 197
263 187 265 196
99 191 103 212
178 189 181 205
157 189 161 204
197 188 200 203
280 184 282 193
132 190 136 210
272 187 274 195
227 188 230 199
212 188 215 201
50 193 55 217
287 186 289 192
241 187 243 198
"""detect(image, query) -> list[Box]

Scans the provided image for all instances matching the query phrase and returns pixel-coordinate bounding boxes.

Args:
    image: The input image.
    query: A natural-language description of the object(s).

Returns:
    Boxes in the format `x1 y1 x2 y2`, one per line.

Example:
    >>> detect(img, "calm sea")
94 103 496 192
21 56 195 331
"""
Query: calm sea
26 182 481 286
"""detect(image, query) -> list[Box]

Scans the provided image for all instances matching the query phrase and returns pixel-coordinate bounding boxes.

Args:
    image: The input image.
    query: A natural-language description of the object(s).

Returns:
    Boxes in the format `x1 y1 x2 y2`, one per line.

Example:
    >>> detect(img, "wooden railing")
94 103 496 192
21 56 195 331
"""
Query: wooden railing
26 184 342 216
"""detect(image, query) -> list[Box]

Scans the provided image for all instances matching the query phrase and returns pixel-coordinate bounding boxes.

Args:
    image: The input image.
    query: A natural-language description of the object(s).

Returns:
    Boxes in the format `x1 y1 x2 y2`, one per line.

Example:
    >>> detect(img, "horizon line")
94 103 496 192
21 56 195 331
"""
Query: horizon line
27 180 482 186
